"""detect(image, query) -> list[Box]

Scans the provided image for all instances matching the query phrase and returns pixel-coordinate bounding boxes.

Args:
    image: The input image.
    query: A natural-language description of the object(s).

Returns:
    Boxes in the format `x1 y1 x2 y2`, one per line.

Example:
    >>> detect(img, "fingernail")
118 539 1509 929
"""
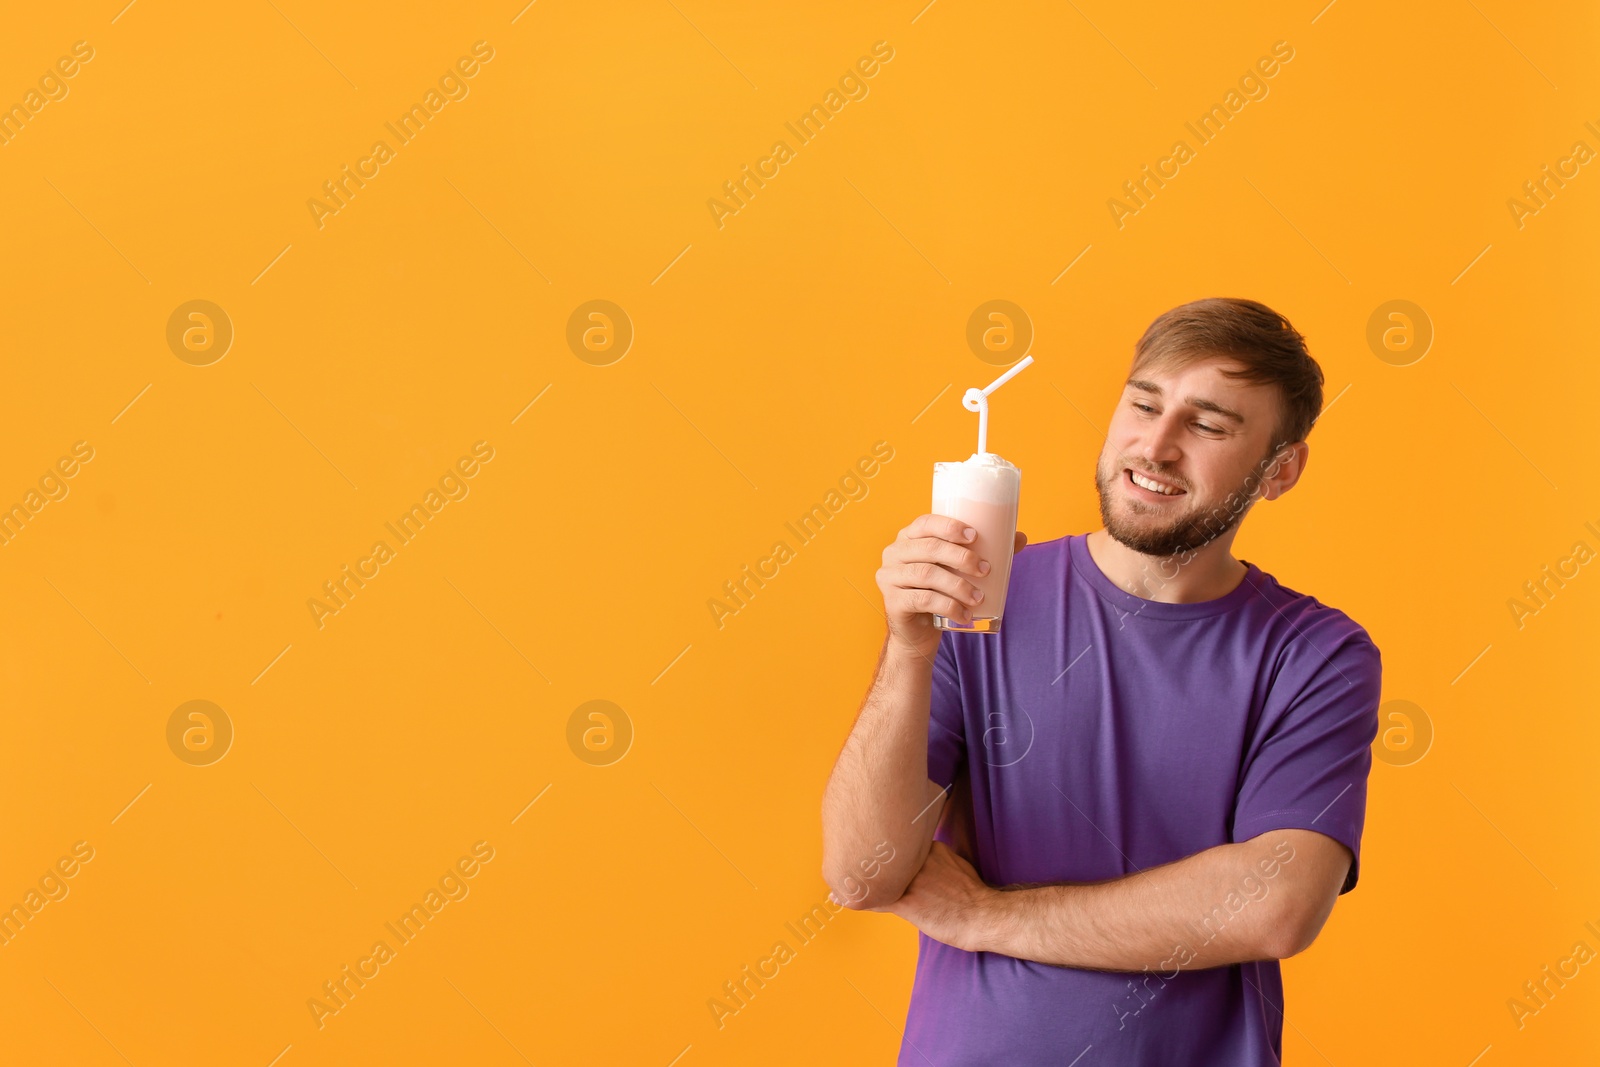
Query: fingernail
978 561 990 575
973 589 984 602
963 527 977 541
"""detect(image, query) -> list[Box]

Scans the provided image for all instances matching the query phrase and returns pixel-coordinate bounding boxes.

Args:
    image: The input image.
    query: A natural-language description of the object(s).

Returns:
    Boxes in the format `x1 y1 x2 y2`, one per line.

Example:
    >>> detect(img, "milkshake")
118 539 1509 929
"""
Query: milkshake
931 452 1021 633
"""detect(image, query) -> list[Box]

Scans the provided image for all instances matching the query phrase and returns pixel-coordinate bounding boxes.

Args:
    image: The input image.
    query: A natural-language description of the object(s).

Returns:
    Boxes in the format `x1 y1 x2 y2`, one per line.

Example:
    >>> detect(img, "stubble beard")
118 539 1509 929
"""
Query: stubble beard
1094 454 1255 559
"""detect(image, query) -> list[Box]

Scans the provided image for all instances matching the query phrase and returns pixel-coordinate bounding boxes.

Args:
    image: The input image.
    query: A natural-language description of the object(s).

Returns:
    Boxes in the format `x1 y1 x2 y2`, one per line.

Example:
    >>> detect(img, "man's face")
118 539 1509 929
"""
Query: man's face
1094 356 1286 557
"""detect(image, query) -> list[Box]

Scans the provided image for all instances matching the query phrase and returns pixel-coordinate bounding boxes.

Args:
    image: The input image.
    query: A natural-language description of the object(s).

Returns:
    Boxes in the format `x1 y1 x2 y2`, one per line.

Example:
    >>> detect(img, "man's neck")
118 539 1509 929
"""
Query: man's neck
1084 528 1249 604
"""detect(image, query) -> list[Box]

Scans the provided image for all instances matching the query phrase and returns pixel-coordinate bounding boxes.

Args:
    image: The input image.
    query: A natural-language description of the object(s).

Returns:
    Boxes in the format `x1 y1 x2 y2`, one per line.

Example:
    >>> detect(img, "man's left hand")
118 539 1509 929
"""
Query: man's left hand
871 840 1001 953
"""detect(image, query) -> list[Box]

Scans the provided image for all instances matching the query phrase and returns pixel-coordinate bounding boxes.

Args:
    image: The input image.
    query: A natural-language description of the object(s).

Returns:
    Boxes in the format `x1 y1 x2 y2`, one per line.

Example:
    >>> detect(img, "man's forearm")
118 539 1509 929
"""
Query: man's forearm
976 836 1301 971
820 635 947 908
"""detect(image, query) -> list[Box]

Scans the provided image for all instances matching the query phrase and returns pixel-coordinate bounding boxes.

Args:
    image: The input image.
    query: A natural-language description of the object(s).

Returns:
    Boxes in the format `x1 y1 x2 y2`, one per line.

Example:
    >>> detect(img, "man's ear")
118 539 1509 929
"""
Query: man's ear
1260 441 1308 502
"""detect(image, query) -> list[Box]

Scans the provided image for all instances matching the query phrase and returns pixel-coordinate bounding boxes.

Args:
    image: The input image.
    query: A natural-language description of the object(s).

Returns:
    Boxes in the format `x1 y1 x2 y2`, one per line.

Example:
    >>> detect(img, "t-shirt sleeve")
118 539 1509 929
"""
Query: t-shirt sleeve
926 636 967 790
1231 623 1382 894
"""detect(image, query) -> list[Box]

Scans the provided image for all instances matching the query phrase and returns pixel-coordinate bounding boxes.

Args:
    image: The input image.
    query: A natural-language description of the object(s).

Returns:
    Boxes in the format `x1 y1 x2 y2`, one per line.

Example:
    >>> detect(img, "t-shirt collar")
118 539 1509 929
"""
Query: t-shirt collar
1067 532 1267 620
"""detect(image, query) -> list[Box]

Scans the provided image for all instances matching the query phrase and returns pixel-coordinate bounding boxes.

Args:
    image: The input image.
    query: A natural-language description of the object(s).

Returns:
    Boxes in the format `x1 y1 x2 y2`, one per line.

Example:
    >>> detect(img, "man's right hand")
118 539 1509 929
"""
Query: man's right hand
876 514 1027 658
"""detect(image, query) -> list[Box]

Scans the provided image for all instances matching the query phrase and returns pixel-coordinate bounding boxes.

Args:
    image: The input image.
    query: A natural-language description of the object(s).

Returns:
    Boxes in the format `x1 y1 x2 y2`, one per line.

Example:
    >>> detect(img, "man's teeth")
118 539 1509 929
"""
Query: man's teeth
1130 471 1181 495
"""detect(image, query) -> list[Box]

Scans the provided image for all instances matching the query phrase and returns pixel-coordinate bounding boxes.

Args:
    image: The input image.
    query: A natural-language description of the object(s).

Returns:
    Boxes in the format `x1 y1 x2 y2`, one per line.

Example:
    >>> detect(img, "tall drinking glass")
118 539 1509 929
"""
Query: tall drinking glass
931 452 1021 633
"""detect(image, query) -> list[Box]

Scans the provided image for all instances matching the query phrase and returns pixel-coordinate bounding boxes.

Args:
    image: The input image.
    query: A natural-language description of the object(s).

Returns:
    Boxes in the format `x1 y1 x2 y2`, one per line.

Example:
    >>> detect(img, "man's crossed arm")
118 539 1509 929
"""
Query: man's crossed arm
870 828 1351 970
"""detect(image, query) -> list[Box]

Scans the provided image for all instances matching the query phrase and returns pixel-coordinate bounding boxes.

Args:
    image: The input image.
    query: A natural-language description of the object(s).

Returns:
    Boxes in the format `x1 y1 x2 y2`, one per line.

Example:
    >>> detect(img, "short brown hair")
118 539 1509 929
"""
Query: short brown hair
1130 297 1324 449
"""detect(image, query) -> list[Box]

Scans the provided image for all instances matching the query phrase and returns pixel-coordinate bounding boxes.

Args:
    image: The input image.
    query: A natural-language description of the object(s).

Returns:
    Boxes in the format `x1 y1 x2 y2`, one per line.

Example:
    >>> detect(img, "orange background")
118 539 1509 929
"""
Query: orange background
0 1 1596 1063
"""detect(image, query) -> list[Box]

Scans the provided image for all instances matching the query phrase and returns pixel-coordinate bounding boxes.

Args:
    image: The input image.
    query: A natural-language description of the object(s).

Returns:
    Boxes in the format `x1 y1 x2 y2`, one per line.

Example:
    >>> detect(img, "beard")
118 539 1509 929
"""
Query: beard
1094 453 1257 558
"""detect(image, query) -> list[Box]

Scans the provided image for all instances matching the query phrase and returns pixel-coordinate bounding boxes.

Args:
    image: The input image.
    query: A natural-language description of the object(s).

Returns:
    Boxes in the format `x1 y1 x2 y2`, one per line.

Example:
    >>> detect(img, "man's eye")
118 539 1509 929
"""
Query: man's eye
1133 402 1156 414
1196 422 1220 433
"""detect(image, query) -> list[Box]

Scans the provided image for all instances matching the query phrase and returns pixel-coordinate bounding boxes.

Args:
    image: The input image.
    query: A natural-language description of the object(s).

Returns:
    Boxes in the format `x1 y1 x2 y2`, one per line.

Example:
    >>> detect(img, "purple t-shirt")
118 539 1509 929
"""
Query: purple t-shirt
903 533 1381 1066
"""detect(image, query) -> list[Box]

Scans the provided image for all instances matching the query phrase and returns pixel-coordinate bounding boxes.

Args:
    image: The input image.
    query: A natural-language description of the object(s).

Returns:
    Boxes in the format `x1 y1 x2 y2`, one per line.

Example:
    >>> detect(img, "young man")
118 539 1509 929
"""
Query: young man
821 298 1381 1065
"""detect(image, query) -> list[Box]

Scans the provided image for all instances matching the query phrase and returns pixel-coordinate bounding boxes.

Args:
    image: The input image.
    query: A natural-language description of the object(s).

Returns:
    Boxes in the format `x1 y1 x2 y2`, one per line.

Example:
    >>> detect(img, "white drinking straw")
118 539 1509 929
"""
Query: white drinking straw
963 355 1035 454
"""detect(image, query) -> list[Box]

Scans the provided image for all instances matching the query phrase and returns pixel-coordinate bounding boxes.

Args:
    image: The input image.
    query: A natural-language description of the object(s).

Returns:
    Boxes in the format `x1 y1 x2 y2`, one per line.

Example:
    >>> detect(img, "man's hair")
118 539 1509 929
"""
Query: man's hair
1130 297 1324 449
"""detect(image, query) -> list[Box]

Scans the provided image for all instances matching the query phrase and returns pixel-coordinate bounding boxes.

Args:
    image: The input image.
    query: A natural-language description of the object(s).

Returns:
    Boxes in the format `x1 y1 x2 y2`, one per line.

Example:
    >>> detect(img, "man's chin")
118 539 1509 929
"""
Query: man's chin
1105 513 1214 558
1095 476 1227 557
1107 526 1177 558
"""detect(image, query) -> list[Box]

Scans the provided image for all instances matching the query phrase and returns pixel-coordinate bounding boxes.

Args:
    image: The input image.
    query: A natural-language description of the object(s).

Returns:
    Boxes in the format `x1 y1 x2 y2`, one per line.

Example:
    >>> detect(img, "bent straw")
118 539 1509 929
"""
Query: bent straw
962 355 1035 455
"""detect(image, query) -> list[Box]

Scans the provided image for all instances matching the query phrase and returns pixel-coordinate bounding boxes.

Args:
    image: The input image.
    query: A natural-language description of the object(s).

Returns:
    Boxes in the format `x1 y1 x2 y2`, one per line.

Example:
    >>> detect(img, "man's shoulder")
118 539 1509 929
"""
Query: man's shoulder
1247 562 1382 666
1012 532 1073 563
1002 532 1073 589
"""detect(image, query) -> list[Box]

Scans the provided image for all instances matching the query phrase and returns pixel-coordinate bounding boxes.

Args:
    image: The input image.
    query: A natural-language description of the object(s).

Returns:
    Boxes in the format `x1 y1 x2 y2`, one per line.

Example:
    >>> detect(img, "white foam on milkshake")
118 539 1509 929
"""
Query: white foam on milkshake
933 452 1020 506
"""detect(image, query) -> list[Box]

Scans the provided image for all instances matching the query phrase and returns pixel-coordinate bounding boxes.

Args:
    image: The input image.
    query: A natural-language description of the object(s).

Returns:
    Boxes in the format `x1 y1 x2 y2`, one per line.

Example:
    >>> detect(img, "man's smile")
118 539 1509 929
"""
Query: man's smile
1124 467 1186 500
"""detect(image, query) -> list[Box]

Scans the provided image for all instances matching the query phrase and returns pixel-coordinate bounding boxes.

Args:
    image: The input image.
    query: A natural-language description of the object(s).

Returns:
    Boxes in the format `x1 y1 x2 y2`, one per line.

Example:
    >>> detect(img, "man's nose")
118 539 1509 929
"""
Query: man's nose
1139 416 1183 465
